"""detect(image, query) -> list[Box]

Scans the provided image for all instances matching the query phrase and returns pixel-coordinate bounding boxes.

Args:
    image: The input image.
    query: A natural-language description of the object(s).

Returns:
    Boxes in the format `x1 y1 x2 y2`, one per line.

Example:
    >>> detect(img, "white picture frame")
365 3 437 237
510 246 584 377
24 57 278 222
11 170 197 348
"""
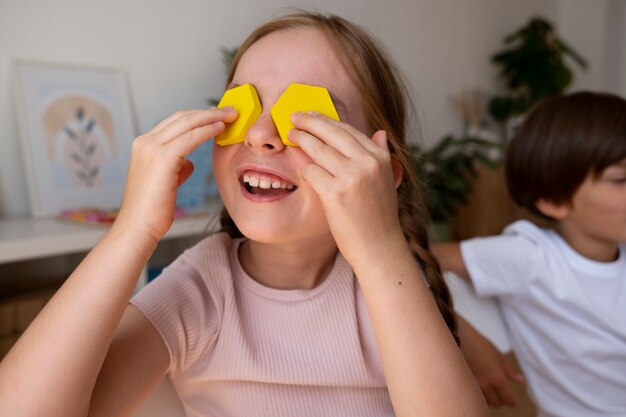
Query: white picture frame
13 60 137 218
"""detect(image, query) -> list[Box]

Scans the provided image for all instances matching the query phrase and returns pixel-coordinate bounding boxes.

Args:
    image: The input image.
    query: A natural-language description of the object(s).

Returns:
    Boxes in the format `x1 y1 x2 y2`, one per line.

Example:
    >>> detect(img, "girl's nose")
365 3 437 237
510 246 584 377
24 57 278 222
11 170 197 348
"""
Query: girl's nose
244 113 285 153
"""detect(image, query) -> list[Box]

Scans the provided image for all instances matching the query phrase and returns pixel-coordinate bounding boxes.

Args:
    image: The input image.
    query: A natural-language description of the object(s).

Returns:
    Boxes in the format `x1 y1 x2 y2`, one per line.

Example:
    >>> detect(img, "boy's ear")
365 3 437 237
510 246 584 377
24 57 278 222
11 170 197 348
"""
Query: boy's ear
535 198 571 220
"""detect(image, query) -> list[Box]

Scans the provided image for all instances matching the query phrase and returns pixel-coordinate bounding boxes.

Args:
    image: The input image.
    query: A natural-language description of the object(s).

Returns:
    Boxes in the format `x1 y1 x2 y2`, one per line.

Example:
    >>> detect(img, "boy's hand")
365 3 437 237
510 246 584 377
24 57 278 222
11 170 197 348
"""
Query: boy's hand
114 108 237 245
288 111 405 265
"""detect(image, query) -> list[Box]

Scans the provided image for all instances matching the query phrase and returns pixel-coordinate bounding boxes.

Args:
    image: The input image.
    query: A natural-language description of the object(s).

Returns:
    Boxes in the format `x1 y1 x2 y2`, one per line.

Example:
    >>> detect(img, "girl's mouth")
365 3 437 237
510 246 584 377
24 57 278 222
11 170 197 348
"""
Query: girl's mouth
240 170 297 197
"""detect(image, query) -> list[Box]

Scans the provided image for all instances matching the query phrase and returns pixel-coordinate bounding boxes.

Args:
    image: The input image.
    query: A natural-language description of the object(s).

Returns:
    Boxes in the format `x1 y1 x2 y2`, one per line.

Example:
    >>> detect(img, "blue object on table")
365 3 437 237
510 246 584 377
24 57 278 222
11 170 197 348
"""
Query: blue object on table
176 141 219 213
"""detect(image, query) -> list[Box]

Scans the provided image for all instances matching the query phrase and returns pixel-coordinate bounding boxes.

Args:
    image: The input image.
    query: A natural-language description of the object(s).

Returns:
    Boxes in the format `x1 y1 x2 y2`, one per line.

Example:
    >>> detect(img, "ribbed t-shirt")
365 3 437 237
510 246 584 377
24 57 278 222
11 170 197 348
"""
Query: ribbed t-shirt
131 233 393 417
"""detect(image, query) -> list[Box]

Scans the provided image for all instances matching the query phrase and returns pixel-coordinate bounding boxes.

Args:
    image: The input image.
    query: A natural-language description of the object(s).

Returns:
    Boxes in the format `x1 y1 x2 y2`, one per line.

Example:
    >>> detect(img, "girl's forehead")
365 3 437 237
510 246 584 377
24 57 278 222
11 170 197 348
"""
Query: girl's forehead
233 28 348 92
232 28 367 130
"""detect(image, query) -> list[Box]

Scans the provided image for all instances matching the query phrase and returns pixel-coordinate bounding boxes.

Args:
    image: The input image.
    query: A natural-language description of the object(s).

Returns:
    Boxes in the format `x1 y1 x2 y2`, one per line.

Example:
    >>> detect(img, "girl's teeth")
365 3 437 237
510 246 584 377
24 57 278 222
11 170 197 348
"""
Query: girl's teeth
243 172 295 190
259 179 271 189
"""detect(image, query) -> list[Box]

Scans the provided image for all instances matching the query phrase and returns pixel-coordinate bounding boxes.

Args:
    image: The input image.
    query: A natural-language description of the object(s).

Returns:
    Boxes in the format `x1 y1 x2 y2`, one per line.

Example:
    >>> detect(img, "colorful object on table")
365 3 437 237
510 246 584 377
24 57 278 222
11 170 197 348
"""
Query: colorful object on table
58 207 188 225
216 84 262 146
270 83 340 146
215 83 340 147
59 208 118 224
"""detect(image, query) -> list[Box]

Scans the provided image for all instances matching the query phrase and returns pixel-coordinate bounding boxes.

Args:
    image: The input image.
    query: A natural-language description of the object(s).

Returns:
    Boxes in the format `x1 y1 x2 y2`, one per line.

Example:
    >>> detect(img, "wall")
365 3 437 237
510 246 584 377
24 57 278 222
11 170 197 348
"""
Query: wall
0 0 620 217
558 0 626 94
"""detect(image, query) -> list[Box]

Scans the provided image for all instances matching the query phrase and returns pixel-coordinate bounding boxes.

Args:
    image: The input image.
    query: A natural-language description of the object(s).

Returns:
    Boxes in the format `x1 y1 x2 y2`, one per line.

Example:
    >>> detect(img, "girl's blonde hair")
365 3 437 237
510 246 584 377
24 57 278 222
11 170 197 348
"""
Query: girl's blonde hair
218 11 458 343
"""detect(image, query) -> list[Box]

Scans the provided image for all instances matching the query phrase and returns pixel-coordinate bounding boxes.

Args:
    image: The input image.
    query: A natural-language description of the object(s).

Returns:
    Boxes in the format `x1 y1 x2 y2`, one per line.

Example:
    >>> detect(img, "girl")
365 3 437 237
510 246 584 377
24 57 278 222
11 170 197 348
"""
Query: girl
0 11 487 417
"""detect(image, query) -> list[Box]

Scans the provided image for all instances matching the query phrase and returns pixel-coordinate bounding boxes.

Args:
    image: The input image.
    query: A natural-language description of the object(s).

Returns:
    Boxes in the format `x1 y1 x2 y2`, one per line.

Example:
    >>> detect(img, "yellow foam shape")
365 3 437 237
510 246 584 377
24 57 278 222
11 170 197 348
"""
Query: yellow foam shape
215 84 262 146
270 83 340 147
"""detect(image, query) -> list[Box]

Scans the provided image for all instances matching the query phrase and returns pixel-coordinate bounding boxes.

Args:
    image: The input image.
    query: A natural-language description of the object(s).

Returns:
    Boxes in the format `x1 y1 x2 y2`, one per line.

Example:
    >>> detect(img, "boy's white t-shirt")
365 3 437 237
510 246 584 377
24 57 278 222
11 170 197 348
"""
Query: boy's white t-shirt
461 220 626 417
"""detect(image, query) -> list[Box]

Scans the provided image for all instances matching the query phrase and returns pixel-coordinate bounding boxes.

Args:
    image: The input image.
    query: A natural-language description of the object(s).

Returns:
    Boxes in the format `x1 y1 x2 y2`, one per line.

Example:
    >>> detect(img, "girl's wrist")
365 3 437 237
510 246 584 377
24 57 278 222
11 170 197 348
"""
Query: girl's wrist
107 219 161 263
346 228 414 275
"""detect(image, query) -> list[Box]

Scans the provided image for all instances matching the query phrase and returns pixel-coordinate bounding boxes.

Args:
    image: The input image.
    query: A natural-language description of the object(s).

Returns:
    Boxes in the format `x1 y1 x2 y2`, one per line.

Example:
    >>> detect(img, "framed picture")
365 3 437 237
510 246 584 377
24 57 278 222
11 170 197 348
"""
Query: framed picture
13 60 137 218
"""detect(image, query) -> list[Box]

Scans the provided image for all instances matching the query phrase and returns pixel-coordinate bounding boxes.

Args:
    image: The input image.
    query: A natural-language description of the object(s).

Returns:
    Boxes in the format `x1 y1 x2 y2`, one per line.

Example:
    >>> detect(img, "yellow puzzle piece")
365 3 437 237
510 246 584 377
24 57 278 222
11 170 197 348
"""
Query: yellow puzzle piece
215 84 262 146
270 83 340 146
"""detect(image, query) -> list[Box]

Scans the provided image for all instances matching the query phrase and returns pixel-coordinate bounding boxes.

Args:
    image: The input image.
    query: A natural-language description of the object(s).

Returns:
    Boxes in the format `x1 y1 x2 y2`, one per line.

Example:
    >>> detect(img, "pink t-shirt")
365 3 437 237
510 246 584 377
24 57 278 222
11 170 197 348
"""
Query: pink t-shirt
131 233 393 417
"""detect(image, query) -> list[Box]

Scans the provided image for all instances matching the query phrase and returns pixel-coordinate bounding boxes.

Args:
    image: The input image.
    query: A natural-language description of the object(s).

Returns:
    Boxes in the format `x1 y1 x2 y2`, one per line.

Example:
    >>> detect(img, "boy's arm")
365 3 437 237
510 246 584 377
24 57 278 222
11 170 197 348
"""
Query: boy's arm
433 243 525 406
457 316 524 408
432 242 471 282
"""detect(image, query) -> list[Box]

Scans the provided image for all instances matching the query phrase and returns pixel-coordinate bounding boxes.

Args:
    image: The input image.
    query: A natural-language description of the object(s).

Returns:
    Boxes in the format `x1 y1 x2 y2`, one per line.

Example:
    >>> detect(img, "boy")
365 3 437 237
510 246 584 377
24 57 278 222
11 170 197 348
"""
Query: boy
435 91 626 417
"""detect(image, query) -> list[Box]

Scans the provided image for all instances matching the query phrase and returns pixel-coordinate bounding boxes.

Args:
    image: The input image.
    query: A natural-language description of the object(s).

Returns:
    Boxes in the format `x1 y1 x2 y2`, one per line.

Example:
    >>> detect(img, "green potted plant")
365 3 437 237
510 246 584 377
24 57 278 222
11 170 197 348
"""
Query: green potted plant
408 136 501 241
488 17 587 134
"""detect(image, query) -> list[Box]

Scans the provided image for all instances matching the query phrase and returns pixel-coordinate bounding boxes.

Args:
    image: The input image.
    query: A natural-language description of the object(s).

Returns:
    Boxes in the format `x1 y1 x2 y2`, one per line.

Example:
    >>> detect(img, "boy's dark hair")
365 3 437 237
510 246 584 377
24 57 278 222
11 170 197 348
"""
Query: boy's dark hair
506 91 626 220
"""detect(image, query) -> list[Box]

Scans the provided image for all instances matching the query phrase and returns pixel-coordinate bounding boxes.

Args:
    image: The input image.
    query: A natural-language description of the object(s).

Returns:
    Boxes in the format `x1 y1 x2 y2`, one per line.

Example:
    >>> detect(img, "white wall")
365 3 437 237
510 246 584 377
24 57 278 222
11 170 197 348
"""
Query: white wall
558 0 618 93
0 0 620 217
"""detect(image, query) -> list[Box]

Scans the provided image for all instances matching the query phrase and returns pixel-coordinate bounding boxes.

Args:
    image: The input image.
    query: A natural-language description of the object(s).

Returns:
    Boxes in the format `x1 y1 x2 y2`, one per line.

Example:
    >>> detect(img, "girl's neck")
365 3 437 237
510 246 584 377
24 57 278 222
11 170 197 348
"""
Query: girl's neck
557 223 620 262
238 236 339 290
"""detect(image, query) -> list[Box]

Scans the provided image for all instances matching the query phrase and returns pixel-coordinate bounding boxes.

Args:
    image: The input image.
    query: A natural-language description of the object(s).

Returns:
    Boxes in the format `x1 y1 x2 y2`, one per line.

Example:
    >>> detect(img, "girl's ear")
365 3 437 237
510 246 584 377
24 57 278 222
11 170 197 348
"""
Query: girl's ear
391 160 404 189
535 198 571 220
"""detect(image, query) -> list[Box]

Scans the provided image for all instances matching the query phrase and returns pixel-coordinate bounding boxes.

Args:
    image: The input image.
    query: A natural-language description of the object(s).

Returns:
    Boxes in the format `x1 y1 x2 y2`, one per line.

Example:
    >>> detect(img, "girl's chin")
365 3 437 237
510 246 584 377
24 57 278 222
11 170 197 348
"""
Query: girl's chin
232 218 331 245
232 220 294 243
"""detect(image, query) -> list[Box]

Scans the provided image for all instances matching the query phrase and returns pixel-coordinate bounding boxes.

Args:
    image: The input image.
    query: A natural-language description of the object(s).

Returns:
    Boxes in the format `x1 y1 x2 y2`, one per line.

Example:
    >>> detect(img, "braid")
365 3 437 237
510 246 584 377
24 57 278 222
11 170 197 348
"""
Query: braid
396 148 460 345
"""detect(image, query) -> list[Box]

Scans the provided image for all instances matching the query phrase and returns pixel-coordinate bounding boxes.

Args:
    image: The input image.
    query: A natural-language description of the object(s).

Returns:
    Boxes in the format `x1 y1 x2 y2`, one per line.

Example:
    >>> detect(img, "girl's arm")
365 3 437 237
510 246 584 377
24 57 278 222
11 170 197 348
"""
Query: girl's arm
290 113 488 417
351 236 488 417
0 108 237 417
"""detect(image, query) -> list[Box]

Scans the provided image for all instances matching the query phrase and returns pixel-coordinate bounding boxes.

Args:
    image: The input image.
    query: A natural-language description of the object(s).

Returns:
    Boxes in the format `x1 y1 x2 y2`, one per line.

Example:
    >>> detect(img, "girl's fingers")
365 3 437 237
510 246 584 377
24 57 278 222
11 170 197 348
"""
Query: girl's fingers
291 111 381 156
150 110 195 133
300 162 335 196
170 121 226 157
156 107 237 143
288 128 347 177
289 112 390 179
371 129 389 151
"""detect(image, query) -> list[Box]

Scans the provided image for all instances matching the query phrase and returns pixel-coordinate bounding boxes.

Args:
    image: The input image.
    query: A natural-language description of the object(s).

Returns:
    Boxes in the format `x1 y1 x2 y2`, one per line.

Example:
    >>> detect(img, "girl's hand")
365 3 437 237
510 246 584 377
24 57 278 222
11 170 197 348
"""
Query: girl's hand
288 111 405 265
114 108 237 244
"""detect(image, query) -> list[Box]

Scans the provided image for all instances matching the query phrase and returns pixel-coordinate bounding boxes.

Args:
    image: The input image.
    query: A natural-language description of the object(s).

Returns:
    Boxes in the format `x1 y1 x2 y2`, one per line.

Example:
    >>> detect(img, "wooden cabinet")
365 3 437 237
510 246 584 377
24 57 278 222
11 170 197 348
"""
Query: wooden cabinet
451 165 550 241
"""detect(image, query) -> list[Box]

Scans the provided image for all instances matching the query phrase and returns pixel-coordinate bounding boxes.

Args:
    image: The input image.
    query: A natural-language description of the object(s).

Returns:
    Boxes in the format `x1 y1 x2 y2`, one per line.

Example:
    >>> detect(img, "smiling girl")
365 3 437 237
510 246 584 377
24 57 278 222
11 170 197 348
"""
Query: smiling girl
0 12 487 417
